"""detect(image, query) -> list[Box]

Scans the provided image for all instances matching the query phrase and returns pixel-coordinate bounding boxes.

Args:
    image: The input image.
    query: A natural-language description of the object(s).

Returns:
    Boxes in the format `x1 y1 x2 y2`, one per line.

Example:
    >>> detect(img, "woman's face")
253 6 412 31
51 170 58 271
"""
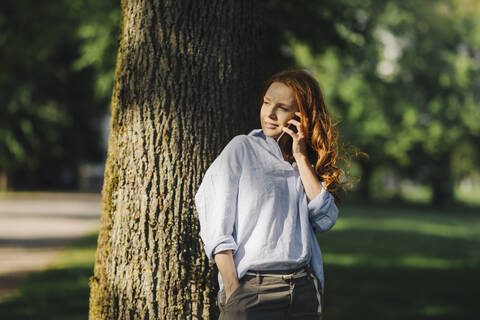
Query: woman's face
260 81 298 140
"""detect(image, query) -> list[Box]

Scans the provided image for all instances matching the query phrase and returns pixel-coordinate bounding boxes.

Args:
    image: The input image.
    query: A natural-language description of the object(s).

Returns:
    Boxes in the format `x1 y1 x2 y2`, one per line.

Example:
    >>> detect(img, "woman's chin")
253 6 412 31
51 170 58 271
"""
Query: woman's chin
263 129 281 140
263 127 280 135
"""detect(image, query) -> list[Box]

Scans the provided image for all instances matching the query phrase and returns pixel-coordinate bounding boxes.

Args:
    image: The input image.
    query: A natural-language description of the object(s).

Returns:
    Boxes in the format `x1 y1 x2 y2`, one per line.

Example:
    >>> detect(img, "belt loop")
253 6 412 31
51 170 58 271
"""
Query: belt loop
256 271 260 285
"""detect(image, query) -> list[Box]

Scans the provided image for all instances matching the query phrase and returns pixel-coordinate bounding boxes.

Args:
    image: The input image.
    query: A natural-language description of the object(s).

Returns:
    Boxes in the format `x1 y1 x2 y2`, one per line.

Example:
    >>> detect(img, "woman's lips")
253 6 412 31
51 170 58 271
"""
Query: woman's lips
265 122 278 129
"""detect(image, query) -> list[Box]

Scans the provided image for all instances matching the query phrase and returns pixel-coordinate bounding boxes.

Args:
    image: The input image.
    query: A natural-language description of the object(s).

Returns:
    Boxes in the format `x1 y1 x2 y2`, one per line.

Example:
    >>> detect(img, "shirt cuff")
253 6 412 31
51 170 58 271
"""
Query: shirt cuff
205 235 238 264
307 185 331 219
307 183 339 233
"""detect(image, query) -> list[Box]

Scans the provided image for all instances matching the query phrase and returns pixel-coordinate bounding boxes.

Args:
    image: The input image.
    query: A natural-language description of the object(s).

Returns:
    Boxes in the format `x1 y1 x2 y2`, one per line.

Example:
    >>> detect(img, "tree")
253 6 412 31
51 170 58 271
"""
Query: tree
88 1 262 319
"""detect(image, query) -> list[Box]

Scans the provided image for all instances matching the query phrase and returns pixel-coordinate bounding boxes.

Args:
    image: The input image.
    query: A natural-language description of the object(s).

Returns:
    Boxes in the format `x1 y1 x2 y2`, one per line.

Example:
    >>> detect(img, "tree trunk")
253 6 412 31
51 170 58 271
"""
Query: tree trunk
88 1 263 319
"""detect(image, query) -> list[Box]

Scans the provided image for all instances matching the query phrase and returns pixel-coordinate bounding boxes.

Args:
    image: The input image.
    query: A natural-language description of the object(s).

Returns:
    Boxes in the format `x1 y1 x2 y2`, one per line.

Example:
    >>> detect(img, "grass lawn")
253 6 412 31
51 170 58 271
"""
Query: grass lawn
0 201 478 319
321 202 480 320
0 230 99 320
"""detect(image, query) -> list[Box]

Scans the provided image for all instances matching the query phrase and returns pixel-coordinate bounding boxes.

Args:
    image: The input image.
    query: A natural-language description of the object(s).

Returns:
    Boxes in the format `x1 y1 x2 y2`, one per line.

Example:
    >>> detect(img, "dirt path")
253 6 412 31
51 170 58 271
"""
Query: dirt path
0 192 101 299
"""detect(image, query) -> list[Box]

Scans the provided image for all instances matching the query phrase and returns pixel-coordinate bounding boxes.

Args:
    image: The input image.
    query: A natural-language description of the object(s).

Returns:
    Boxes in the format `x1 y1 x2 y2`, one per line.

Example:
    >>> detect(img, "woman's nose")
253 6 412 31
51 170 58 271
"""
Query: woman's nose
267 107 277 120
267 114 277 122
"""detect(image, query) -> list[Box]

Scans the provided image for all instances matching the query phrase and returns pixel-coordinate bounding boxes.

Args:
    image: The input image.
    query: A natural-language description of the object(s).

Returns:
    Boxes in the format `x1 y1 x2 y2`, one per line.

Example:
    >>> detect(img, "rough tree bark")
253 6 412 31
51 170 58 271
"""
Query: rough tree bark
88 1 263 319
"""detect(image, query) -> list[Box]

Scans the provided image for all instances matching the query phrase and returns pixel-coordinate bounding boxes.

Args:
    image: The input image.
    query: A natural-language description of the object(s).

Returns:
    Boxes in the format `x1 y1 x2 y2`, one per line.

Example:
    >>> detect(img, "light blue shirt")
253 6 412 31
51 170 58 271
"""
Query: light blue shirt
194 128 339 304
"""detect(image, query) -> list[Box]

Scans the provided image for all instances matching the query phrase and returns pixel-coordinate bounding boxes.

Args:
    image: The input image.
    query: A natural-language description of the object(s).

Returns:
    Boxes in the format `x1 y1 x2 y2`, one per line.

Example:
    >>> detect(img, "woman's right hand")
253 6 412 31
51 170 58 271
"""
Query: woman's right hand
225 280 241 303
214 249 241 303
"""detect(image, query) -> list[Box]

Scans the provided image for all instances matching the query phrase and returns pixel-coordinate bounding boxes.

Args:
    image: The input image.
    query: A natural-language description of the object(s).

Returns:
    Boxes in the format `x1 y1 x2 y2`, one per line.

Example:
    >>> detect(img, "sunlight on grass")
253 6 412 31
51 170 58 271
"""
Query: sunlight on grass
399 255 469 269
322 205 480 270
421 305 454 316
334 217 480 239
49 234 98 269
52 247 97 268
324 253 470 269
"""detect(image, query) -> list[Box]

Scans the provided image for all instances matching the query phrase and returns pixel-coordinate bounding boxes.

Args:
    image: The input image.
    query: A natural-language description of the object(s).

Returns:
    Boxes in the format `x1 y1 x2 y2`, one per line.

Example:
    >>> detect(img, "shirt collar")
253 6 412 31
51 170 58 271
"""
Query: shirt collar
247 128 297 169
248 128 265 138
248 128 277 145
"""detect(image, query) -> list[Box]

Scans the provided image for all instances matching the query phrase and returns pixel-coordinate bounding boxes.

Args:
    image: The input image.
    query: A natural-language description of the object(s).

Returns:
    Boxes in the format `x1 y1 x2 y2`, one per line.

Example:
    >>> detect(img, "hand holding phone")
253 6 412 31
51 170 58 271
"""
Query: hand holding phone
276 115 300 143
288 115 300 133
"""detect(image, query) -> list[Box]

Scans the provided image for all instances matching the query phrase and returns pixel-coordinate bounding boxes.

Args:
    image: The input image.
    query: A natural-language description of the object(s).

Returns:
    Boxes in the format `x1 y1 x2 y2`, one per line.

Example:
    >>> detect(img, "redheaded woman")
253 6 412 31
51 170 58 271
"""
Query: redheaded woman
195 69 347 320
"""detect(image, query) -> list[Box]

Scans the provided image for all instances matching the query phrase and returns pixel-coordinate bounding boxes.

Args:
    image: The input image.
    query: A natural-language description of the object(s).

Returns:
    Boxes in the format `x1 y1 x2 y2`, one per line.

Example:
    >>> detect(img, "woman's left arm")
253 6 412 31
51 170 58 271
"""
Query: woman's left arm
282 112 339 233
295 155 323 202
296 155 339 233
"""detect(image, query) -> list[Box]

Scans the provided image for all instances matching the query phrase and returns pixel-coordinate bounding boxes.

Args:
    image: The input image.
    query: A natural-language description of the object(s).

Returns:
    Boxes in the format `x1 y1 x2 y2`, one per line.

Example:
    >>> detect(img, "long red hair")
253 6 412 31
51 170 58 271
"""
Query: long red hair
259 68 364 204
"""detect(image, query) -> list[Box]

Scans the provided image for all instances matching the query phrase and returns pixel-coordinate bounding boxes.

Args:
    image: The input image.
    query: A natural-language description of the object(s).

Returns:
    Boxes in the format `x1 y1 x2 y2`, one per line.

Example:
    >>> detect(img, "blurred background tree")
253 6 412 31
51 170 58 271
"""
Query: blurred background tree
0 0 119 191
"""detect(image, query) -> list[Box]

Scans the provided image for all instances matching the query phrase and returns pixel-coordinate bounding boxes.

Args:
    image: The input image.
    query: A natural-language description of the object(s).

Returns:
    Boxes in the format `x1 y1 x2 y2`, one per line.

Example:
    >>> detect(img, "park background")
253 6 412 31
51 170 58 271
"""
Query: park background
0 0 479 319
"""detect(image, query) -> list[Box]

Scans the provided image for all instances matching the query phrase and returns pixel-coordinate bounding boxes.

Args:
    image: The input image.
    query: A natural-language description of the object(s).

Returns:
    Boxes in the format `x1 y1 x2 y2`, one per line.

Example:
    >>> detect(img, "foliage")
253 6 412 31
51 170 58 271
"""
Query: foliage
264 0 480 205
1 0 479 203
0 0 119 188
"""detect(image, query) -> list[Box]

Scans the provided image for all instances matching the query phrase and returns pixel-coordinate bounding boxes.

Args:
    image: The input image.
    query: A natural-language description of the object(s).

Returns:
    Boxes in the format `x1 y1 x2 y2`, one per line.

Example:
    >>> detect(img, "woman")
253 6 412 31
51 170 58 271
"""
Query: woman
195 69 345 320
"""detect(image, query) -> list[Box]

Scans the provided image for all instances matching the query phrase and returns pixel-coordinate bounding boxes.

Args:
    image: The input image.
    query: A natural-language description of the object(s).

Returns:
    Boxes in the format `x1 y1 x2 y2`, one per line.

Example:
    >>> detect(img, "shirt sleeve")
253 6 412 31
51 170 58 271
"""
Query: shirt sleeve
307 181 339 234
194 135 245 264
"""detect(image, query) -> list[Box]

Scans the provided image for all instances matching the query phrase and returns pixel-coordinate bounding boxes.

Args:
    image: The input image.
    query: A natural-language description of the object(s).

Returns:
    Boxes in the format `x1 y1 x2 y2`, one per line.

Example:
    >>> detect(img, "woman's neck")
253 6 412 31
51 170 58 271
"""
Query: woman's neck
272 133 294 163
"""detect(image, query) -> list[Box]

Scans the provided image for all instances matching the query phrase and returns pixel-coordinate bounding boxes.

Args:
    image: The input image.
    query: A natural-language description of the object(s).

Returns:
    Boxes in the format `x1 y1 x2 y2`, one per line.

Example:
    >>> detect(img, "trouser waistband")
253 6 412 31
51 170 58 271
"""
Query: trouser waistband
245 263 312 280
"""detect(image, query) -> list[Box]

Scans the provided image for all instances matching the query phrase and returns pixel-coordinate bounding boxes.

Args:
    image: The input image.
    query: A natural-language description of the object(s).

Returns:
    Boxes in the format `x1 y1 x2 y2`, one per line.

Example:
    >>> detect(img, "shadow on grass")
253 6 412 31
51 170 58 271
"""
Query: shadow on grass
324 265 479 320
318 215 480 320
0 232 98 320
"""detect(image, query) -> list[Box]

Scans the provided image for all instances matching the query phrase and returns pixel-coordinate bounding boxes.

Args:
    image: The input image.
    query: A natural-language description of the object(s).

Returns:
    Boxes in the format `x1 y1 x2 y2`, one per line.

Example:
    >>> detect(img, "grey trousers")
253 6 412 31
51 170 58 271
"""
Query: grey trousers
218 263 323 320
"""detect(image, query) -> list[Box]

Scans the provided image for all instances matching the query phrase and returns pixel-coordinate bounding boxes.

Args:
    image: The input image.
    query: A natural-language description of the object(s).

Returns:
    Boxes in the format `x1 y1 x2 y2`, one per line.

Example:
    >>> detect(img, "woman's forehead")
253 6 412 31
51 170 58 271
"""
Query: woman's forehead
265 82 295 106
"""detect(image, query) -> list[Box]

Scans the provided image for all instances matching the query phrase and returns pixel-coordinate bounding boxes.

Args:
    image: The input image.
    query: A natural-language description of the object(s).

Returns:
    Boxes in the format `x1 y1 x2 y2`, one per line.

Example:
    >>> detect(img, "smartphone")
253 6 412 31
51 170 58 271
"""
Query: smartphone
288 115 300 133
276 115 300 143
